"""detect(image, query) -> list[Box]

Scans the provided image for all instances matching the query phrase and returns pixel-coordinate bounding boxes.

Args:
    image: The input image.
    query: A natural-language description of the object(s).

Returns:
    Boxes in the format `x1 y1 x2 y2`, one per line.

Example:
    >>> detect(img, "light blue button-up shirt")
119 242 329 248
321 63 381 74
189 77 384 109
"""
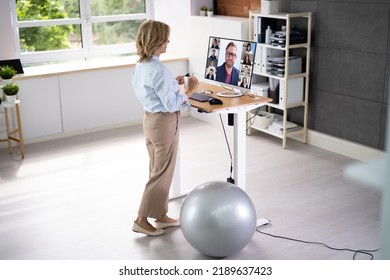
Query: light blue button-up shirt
132 55 189 113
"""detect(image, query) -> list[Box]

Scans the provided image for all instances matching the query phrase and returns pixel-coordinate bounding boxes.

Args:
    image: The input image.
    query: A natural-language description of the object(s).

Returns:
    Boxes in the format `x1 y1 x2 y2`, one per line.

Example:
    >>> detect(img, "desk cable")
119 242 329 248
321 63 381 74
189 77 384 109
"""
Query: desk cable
219 114 234 184
256 228 380 260
246 107 262 133
219 107 263 184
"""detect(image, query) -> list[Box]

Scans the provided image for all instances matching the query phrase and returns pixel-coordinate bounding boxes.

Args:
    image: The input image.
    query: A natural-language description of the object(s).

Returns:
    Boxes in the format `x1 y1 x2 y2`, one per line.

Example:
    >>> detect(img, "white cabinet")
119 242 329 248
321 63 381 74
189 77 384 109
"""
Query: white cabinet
248 12 312 148
16 77 63 139
59 67 139 133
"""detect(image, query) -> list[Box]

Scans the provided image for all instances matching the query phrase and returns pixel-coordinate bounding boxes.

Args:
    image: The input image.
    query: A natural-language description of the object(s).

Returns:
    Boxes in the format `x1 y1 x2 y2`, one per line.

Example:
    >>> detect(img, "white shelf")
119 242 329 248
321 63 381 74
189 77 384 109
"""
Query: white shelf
250 124 304 139
255 12 312 19
248 11 312 148
249 112 304 138
266 101 306 110
252 72 308 80
257 42 310 50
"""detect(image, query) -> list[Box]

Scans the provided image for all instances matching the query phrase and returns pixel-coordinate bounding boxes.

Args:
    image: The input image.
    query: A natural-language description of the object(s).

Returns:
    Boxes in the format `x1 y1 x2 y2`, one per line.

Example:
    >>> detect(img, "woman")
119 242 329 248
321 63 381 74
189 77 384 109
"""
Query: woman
245 43 252 54
242 53 251 65
240 77 249 88
131 20 198 236
211 38 219 49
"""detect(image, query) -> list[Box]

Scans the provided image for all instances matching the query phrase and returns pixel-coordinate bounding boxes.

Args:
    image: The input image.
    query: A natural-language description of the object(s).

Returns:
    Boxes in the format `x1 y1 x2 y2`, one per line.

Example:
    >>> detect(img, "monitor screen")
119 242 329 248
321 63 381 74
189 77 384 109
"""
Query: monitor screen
0 59 24 74
204 36 256 92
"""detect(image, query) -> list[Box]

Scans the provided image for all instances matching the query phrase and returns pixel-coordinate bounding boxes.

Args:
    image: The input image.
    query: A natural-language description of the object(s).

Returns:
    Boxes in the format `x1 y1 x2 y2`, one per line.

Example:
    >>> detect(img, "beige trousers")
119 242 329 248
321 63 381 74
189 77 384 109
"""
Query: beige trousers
138 111 180 219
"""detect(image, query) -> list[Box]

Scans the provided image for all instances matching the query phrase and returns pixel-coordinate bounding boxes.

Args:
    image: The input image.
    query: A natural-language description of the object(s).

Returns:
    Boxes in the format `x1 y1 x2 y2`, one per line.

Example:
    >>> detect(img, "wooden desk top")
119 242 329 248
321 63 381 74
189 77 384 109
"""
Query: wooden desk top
188 81 272 113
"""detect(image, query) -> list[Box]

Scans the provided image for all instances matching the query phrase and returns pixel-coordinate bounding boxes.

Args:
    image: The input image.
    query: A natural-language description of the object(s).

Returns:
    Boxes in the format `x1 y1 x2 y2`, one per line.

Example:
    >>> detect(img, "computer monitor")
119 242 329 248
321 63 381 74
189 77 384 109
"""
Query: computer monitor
204 36 256 94
0 59 24 75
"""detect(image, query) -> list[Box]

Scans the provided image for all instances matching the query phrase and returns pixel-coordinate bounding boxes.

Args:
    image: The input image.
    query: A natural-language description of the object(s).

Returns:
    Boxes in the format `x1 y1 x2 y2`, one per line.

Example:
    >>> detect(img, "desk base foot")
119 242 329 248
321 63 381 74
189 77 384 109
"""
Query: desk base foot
256 217 271 227
227 177 235 184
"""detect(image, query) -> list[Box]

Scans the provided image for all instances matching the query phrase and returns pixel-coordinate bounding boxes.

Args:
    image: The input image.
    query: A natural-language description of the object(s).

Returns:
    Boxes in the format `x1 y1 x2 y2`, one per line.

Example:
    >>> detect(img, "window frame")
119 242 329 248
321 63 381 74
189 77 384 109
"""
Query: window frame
10 0 152 65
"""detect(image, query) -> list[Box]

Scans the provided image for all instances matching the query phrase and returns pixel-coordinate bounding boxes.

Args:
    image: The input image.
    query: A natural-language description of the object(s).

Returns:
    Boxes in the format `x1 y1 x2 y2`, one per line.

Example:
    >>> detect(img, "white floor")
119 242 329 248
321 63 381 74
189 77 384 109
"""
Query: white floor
0 116 382 260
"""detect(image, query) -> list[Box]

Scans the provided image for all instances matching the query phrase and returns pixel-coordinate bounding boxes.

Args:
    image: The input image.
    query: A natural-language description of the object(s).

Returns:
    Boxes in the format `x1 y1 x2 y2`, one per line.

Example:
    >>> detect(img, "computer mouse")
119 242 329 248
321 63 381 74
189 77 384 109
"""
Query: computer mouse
209 98 223 105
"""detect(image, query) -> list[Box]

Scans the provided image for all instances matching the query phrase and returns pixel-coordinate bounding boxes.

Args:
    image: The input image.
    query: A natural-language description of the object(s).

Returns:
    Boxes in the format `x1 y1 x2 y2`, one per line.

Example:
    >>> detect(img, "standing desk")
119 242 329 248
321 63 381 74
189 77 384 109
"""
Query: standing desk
171 81 272 196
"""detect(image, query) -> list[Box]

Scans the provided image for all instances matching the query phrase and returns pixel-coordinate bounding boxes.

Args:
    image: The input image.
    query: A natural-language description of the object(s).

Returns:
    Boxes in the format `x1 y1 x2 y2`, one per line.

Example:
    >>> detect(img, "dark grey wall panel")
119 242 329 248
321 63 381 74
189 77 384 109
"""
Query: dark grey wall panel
315 2 388 54
314 47 385 102
388 8 390 55
290 0 389 150
310 89 382 147
289 0 318 12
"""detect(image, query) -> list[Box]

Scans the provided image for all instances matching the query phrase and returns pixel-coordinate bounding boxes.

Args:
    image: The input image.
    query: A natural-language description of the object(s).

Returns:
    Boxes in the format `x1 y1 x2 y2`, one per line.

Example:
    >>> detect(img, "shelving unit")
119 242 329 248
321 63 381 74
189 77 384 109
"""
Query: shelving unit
247 12 312 148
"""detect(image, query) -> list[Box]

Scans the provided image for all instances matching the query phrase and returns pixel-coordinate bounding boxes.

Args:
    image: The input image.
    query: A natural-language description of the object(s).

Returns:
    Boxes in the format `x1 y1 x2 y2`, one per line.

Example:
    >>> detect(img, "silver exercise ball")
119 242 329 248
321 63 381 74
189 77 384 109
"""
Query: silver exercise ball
180 181 257 257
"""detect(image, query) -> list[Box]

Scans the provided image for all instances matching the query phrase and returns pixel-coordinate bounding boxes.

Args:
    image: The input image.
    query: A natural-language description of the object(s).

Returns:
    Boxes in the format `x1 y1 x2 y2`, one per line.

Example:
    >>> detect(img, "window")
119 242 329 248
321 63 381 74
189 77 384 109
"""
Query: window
12 0 150 65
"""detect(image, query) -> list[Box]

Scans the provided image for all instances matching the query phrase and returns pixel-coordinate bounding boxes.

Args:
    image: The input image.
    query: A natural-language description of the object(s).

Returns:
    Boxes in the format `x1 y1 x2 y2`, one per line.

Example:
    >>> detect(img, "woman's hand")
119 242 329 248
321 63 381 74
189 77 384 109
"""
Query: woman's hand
176 75 184 85
185 76 199 95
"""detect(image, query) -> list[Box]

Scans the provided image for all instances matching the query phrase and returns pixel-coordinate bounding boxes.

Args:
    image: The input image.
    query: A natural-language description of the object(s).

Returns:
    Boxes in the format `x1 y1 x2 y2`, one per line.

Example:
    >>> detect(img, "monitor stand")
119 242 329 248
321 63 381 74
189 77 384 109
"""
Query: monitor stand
233 87 241 94
218 84 243 97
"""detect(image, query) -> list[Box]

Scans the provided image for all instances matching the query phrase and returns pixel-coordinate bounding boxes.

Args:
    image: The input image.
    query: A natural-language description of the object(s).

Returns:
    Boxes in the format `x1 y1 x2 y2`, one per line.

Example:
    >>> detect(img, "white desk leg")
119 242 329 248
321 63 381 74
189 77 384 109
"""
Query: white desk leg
234 110 247 190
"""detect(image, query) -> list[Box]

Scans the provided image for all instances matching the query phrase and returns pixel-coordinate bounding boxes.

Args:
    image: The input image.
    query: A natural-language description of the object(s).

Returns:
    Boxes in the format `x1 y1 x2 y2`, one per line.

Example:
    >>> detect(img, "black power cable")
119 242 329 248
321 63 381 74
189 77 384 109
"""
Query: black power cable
219 114 234 183
246 107 262 133
256 228 380 260
219 108 265 183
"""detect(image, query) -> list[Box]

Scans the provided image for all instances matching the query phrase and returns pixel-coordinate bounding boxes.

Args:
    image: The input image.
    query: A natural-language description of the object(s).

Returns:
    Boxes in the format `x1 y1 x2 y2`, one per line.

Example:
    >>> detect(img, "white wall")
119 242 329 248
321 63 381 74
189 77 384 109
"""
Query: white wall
0 0 17 59
152 0 192 56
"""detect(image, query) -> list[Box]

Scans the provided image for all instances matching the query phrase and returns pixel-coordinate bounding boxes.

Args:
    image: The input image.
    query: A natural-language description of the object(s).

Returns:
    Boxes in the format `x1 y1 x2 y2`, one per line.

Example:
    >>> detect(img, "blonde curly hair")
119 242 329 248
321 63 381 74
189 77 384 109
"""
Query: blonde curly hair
135 20 170 63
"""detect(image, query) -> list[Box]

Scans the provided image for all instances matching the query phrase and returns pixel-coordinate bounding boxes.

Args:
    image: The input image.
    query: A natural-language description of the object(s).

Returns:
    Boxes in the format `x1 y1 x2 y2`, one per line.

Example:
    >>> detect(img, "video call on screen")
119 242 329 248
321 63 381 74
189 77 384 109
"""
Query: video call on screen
204 36 256 89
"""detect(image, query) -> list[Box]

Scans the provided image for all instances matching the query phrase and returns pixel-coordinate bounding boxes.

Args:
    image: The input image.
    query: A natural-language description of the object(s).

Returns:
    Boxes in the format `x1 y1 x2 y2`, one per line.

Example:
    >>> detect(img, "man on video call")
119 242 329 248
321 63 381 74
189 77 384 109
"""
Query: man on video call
216 42 240 86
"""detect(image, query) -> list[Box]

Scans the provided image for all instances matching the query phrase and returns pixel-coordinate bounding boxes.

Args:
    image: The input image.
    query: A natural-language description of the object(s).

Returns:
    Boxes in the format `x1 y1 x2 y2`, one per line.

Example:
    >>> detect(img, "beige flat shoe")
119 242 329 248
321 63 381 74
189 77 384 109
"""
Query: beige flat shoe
132 221 165 236
155 219 181 229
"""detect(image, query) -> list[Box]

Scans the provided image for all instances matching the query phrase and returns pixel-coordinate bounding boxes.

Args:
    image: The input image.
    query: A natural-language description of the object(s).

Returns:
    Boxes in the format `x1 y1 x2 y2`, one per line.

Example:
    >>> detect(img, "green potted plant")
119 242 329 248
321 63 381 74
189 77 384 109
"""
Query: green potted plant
1 82 19 103
200 6 207 16
0 65 17 83
207 8 214 17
